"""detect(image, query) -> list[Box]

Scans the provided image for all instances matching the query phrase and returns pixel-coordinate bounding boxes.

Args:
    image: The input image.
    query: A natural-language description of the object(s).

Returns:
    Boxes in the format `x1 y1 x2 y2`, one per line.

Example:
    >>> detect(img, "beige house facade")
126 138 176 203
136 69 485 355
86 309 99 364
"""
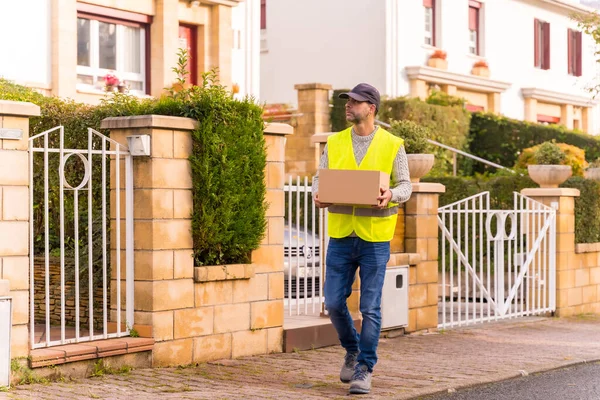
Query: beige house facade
0 0 261 104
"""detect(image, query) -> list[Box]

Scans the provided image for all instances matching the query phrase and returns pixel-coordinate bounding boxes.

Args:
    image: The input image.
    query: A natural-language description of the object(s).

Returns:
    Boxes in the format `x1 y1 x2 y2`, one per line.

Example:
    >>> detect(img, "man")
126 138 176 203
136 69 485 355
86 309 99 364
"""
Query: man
312 83 412 395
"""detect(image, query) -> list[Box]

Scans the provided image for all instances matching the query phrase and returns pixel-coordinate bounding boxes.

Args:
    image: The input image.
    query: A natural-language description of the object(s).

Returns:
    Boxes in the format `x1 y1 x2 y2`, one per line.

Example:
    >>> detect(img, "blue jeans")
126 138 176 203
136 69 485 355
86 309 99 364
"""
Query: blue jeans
324 236 390 372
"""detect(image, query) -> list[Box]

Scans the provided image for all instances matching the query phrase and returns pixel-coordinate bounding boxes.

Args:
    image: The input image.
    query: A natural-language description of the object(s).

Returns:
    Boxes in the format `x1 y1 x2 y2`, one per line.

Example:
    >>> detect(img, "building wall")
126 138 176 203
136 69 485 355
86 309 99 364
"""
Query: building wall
0 0 241 104
0 0 52 91
261 0 599 133
231 0 261 99
260 0 387 105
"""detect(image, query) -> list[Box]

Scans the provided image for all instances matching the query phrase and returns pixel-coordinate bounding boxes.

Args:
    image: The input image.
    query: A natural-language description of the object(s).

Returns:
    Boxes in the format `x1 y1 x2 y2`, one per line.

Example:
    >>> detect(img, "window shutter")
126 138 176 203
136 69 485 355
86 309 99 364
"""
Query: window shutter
576 31 583 76
423 0 433 7
534 19 540 67
260 0 266 30
469 7 478 31
543 22 550 69
568 29 573 75
469 0 481 8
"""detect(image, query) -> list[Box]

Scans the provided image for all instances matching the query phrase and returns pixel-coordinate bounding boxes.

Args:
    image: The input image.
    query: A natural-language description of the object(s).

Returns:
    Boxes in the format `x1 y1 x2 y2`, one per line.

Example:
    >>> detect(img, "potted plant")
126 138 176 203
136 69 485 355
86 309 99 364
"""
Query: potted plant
427 49 448 70
585 158 600 181
389 120 434 183
103 72 119 92
526 141 572 188
471 60 490 77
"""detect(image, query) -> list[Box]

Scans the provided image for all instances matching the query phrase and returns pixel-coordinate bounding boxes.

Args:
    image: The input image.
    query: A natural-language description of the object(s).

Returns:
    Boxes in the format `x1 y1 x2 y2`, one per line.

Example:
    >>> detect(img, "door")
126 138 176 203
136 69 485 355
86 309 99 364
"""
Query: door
178 24 197 85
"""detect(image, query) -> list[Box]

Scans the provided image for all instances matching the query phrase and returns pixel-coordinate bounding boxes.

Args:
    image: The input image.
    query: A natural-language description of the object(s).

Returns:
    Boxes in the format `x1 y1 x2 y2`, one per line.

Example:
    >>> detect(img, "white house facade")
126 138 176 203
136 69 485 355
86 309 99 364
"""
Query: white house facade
260 0 600 133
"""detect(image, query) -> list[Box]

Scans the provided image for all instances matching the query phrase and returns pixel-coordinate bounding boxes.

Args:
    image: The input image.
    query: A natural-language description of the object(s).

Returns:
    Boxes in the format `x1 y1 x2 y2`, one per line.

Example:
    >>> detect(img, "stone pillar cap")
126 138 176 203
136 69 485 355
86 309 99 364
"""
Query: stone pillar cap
412 182 445 194
521 188 580 197
264 122 293 135
0 100 41 117
311 132 335 144
294 83 333 91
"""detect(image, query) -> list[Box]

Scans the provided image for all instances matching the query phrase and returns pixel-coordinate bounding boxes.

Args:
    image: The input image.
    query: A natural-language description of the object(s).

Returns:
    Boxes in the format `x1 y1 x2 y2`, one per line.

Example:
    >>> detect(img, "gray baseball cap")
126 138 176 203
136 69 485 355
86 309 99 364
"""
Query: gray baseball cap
338 83 381 111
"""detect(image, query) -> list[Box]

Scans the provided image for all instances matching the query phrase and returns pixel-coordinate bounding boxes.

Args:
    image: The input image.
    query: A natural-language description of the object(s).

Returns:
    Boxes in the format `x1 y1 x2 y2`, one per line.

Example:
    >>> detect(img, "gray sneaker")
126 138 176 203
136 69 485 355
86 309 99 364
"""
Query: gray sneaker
349 364 372 395
340 352 358 383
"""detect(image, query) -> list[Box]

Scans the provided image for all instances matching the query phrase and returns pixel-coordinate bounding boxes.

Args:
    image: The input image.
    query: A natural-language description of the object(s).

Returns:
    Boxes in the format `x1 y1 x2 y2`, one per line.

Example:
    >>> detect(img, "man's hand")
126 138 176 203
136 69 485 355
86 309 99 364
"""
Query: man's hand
314 193 332 209
374 187 392 209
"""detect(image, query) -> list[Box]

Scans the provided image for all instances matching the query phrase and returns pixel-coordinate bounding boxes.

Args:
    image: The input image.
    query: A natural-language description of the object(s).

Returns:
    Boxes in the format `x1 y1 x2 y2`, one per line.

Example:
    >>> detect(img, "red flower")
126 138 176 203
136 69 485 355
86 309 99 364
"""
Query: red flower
104 73 120 86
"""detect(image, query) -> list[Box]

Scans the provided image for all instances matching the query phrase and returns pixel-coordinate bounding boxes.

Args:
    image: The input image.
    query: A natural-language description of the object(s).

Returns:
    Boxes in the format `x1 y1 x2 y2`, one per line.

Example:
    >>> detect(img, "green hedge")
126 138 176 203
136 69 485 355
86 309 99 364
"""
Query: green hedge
378 97 471 175
423 174 600 244
469 112 600 174
330 89 351 132
0 73 267 267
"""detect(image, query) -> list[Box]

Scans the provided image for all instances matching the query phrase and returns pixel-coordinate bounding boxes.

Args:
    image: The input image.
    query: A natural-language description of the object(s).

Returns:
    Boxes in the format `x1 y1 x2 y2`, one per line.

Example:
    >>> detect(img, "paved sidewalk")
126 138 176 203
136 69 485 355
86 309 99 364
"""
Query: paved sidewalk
4 315 600 399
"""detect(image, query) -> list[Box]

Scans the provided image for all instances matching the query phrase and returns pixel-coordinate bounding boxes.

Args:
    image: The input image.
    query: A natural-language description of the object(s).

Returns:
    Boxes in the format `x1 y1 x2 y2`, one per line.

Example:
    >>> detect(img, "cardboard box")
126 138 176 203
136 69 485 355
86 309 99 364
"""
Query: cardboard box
319 169 389 206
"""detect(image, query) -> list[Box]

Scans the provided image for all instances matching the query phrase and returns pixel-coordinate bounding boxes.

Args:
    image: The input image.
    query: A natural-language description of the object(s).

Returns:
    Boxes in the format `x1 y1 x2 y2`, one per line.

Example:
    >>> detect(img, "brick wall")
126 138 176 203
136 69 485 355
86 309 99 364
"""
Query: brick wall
101 115 292 366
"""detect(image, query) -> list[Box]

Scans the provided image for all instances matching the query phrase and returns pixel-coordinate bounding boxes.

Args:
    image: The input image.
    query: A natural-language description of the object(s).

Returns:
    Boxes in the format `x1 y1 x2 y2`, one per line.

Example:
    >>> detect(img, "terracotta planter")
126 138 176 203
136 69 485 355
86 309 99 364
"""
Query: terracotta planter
407 154 435 183
471 66 490 77
427 58 448 70
584 167 600 181
527 165 572 188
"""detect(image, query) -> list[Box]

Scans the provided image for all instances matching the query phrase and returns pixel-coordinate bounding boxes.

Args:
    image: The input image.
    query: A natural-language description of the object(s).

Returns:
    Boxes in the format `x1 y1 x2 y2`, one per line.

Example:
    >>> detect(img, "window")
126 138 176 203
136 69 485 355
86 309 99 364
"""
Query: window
469 1 481 55
261 0 266 30
76 5 149 95
534 19 550 70
568 29 582 77
424 0 436 46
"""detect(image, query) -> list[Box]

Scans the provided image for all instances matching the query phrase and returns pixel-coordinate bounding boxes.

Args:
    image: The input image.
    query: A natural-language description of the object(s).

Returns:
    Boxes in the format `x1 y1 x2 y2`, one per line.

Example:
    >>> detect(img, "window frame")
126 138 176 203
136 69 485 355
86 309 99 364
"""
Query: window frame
76 4 151 95
468 1 481 55
260 0 266 30
423 0 436 47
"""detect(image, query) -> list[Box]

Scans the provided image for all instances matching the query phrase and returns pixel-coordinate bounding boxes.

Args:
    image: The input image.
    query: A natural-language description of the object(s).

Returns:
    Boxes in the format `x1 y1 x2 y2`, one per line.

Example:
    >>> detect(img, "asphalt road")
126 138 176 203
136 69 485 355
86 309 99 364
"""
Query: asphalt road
422 362 600 400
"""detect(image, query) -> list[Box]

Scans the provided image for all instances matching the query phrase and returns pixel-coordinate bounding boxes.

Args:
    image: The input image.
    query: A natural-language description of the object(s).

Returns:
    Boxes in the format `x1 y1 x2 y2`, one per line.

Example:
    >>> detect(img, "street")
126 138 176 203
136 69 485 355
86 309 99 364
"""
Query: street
423 362 600 400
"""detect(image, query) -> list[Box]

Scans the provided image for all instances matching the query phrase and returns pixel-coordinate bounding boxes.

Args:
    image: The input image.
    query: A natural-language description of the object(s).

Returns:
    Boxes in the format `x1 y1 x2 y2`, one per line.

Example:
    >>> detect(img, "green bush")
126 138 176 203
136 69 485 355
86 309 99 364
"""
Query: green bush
515 142 587 176
388 120 432 154
330 89 351 132
378 97 471 174
0 71 267 267
469 112 600 174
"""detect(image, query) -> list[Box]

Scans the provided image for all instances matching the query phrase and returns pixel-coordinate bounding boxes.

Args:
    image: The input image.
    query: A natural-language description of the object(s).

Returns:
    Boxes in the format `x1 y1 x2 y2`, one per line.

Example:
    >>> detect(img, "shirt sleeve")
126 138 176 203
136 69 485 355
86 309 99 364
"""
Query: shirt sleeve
311 144 329 196
390 145 412 204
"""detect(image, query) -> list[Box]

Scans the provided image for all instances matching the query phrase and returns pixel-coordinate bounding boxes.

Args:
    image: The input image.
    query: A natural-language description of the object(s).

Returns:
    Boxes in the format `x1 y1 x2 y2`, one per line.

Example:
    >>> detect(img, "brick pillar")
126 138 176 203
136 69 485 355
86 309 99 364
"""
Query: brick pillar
288 83 332 177
404 182 445 333
521 188 580 317
102 115 196 366
0 100 41 357
251 122 293 352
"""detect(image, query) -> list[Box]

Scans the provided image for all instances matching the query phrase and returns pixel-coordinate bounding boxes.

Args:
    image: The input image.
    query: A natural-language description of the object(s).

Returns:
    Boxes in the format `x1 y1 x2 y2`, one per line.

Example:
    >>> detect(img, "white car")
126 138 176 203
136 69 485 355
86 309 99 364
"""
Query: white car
284 224 321 298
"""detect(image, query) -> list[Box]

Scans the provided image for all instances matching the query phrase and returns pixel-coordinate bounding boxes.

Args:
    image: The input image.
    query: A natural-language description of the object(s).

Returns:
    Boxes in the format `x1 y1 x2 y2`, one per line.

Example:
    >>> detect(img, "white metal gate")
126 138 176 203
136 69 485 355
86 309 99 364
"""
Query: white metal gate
29 127 134 348
284 176 328 316
438 192 556 329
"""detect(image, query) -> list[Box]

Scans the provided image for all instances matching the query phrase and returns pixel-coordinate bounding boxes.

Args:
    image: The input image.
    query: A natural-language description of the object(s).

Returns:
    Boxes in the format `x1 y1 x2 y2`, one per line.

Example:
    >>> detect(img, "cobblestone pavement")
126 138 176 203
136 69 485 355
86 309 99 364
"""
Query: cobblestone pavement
4 315 600 400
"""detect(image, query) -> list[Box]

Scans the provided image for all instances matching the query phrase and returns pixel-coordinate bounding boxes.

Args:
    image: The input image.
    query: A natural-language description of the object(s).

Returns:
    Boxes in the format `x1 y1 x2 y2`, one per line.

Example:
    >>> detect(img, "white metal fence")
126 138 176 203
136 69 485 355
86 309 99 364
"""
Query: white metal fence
284 176 328 316
438 191 556 329
29 127 134 348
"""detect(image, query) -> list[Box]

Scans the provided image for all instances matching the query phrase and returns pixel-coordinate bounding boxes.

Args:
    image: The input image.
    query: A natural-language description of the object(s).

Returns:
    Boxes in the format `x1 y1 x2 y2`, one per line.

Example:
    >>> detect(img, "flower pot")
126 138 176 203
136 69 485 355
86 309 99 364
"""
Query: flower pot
407 154 435 183
584 167 600 181
117 85 128 93
105 84 115 92
471 66 490 77
427 58 448 70
527 165 572 188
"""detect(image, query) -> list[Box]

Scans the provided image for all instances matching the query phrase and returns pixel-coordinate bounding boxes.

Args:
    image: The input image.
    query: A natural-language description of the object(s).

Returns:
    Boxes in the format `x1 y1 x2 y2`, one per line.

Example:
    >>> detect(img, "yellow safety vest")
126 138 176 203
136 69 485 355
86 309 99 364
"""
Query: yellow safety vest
327 127 403 242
